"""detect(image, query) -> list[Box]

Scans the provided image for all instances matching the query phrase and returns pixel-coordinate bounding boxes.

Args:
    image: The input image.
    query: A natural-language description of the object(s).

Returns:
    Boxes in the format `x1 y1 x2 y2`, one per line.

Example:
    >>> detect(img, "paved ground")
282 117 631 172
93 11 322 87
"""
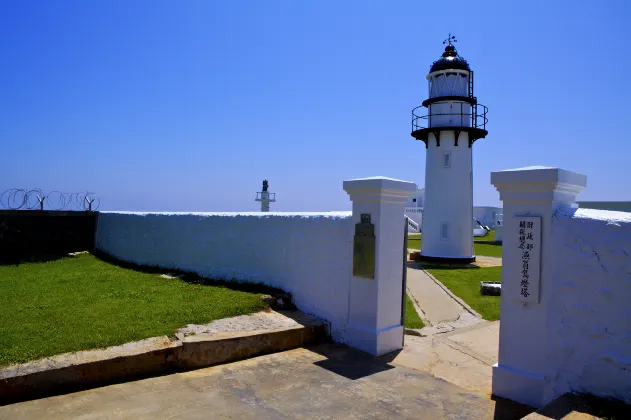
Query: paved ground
401 257 502 395
0 342 532 420
396 322 500 394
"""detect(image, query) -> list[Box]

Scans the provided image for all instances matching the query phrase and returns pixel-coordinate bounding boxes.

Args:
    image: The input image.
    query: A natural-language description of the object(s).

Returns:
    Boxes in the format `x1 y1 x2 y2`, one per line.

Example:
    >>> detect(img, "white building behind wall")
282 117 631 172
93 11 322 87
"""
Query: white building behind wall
404 189 424 232
473 206 502 228
403 187 503 235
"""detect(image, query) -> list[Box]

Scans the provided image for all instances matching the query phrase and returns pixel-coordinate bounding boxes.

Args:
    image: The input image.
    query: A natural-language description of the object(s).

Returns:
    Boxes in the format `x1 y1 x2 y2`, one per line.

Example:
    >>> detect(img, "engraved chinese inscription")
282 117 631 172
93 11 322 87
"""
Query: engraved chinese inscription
514 216 542 303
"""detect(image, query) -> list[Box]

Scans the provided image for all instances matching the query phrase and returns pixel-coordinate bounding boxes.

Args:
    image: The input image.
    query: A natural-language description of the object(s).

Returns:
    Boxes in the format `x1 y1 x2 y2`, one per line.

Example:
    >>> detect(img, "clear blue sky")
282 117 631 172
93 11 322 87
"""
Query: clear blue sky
1 1 630 211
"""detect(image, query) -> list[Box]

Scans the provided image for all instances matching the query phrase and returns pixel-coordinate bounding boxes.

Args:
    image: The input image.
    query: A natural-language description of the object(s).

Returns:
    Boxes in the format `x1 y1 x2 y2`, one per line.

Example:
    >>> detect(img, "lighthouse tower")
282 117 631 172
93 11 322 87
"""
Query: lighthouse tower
411 35 488 263
255 179 276 212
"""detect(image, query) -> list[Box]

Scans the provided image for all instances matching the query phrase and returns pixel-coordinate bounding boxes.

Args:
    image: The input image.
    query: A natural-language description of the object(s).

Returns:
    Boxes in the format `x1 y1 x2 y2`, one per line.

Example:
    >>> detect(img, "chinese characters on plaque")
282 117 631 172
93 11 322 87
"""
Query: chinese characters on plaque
514 216 541 303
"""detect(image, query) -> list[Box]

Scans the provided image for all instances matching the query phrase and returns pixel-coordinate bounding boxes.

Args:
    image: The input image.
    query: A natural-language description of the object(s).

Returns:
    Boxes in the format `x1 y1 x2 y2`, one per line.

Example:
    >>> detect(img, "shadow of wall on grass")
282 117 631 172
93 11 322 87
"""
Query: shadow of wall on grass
91 249 286 298
0 211 97 266
0 252 76 267
406 261 483 271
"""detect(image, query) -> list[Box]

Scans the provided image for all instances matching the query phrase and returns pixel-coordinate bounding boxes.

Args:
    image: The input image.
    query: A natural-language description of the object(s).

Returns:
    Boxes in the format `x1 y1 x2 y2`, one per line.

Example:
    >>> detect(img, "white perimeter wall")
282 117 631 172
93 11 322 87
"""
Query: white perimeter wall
547 208 631 401
95 211 353 340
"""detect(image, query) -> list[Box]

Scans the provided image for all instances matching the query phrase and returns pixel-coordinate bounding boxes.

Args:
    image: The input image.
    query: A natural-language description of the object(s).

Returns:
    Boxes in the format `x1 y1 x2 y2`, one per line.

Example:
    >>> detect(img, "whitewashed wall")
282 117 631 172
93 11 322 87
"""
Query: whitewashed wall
95 211 353 340
547 207 631 401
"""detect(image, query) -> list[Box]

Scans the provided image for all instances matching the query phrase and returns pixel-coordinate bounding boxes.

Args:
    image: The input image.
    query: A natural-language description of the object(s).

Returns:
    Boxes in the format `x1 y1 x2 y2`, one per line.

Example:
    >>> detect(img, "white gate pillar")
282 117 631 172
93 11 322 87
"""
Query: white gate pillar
343 177 416 356
490 166 586 408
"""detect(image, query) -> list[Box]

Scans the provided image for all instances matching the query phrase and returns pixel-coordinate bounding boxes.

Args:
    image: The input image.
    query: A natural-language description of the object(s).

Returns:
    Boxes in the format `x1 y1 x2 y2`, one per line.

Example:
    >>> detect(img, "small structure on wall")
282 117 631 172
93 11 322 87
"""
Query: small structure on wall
410 34 489 263
255 179 276 212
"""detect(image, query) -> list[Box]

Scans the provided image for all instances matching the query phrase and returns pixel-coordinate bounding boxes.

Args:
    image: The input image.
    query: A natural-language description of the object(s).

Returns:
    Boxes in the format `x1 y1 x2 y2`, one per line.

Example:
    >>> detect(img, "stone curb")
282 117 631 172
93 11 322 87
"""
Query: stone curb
0 320 328 406
405 286 433 327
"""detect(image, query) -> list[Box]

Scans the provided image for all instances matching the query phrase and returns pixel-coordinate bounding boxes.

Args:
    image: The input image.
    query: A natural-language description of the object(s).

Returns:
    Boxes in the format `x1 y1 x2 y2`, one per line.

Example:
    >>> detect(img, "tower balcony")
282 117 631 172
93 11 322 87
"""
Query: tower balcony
255 192 276 202
411 103 488 147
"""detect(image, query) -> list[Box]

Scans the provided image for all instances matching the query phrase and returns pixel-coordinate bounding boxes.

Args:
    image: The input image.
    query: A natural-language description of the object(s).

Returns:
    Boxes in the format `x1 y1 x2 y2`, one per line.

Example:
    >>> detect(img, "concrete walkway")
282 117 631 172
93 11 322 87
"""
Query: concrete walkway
402 257 503 396
406 265 469 326
405 260 484 331
0 342 532 420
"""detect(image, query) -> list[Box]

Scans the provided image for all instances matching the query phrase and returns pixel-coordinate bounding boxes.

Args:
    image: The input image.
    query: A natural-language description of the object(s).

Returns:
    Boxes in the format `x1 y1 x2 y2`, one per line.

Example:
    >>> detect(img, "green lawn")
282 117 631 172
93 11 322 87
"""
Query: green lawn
404 293 424 329
407 231 502 258
473 243 503 258
475 230 496 242
0 254 278 366
424 265 501 320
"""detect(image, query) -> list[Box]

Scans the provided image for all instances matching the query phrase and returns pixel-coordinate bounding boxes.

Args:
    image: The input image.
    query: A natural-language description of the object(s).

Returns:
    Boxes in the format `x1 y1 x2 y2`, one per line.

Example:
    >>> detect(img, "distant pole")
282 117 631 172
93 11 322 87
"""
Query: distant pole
255 179 276 212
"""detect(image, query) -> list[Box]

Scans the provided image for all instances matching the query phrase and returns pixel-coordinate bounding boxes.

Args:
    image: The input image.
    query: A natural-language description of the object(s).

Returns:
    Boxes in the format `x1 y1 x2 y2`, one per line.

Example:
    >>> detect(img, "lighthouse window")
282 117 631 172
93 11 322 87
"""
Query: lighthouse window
443 152 451 168
441 223 449 239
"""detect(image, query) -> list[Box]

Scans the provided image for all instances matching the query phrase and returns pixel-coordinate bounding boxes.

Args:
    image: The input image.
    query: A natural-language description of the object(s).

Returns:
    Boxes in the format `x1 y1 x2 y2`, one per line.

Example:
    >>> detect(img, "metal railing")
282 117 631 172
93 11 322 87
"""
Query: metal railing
412 102 488 132
0 189 100 211
255 192 276 201
405 215 419 232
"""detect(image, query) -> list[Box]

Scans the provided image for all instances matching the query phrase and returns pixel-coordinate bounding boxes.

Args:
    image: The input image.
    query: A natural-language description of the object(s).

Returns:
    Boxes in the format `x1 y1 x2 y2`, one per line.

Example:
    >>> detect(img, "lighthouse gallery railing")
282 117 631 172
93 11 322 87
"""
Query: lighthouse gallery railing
411 102 488 132
255 192 276 201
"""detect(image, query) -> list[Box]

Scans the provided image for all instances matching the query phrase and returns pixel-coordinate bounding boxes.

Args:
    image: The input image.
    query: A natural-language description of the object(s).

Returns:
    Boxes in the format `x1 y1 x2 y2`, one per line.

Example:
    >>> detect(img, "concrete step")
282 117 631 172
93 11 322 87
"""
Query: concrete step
1 342 517 419
0 310 328 406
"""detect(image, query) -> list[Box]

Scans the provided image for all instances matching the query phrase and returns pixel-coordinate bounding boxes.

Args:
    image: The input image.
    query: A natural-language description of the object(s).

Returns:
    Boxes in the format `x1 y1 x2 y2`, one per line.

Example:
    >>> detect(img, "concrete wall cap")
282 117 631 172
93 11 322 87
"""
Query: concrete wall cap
98 211 352 218
491 167 587 191
343 177 417 194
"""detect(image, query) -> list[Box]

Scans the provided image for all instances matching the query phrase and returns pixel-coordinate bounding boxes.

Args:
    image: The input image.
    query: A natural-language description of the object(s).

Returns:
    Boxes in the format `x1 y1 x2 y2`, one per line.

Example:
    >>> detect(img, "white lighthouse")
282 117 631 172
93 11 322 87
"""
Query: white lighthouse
255 179 276 212
411 35 488 263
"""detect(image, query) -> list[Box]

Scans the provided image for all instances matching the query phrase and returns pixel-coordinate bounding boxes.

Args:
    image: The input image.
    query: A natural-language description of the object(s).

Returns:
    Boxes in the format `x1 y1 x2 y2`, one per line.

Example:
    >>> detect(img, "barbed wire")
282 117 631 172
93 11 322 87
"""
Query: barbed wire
0 189 100 211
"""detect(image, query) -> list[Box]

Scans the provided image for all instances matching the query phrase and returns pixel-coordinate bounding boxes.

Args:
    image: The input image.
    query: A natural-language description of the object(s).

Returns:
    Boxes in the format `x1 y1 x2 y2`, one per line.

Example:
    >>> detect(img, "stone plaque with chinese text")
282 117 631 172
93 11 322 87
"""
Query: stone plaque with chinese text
512 216 542 303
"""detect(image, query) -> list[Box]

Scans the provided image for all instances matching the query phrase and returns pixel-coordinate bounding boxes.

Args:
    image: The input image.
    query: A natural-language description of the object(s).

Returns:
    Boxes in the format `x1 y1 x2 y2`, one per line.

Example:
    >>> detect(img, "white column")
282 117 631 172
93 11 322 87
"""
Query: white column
422 131 474 260
491 166 586 408
258 192 270 212
343 176 416 356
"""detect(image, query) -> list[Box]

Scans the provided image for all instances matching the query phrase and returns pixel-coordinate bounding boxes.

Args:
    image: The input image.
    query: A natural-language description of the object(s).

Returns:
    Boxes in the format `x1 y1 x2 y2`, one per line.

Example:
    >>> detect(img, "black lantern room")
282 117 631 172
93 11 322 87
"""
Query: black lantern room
411 36 488 148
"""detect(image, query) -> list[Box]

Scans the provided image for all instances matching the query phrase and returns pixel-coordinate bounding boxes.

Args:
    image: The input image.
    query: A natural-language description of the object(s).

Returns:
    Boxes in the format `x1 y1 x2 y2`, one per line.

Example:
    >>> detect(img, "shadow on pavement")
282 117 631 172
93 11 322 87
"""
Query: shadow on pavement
491 396 535 420
308 343 398 380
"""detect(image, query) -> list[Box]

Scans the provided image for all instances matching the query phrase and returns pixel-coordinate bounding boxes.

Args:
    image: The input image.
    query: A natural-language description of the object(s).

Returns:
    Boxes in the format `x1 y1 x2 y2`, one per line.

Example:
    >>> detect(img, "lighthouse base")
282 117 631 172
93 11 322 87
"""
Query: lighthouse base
417 254 476 264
